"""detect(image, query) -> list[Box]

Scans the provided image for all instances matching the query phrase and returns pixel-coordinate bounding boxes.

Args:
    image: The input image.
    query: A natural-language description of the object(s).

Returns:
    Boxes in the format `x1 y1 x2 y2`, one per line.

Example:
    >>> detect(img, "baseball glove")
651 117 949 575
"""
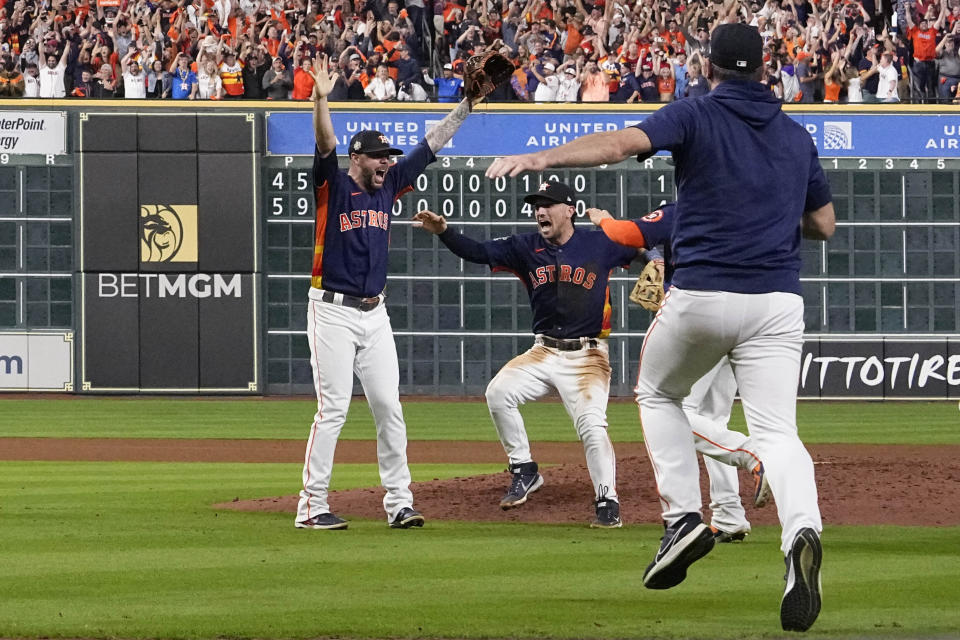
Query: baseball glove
630 259 665 312
463 51 514 106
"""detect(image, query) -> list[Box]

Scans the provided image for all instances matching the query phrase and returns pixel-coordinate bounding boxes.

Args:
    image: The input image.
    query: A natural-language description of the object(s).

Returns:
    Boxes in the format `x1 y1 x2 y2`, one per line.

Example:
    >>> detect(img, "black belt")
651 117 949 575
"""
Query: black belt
319 290 382 312
537 336 599 351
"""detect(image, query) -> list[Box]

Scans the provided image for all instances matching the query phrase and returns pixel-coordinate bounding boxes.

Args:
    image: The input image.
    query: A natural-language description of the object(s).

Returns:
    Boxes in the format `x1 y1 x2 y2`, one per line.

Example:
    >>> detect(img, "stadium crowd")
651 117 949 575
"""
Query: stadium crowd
1 0 958 102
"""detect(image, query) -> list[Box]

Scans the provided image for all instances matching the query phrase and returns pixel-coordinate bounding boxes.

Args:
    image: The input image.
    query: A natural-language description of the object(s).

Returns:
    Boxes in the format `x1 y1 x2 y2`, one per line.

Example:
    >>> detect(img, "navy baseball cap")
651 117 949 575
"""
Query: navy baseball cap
348 130 403 156
709 23 763 73
524 181 575 207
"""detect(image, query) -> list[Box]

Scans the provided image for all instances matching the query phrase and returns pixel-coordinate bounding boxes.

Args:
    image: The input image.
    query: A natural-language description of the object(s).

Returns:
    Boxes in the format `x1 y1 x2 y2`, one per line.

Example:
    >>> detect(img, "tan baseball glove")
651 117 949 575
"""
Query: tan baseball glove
630 259 665 312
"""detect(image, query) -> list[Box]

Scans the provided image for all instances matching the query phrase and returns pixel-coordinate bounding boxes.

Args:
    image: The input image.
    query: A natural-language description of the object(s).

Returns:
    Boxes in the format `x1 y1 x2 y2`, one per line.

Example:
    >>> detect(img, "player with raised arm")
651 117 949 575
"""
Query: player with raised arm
487 24 835 632
295 55 490 531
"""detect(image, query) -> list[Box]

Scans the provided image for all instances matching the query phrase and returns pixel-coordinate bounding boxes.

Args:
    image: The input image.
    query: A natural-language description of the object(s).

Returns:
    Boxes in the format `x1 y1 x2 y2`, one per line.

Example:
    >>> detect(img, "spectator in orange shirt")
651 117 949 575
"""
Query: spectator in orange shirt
656 60 676 102
579 58 609 102
292 53 316 100
906 6 945 101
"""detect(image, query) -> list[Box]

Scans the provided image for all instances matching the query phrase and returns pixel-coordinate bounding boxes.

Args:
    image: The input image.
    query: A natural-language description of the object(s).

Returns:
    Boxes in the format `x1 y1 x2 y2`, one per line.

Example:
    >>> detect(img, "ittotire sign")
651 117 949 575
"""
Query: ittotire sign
78 113 260 393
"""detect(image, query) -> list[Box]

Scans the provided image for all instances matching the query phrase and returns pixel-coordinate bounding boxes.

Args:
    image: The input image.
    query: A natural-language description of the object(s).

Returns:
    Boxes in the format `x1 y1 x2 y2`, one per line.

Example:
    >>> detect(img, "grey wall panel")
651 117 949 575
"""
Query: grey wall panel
138 153 198 204
197 114 255 153
82 273 139 388
197 153 255 272
81 153 139 272
80 114 137 152
138 115 197 152
139 290 198 390
199 274 256 389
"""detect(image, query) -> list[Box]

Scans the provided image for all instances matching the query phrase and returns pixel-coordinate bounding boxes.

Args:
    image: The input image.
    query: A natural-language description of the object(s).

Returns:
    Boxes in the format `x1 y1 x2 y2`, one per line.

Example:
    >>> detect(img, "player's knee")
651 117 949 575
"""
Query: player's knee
575 414 608 439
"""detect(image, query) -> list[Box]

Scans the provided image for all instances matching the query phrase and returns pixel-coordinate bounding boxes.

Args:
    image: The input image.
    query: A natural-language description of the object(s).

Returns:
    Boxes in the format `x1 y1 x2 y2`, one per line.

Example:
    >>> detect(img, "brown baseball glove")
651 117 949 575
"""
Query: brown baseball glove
463 51 514 106
630 259 665 312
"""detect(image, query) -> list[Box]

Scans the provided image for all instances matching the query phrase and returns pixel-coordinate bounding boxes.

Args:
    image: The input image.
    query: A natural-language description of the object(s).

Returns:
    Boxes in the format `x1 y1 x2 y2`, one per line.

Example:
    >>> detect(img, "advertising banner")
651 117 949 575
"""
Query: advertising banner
0 332 73 391
0 111 67 155
798 338 960 399
266 111 960 158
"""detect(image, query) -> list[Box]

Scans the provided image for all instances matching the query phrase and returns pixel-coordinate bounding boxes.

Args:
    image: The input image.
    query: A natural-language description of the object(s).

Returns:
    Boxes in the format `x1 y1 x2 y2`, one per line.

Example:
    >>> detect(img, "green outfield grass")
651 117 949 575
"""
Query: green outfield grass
1 460 958 640
0 397 957 444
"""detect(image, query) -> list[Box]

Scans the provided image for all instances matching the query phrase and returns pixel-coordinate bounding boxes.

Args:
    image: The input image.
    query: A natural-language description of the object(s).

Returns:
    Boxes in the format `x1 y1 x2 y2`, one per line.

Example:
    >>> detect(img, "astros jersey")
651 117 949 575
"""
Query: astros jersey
483 229 637 339
311 140 435 298
635 81 832 295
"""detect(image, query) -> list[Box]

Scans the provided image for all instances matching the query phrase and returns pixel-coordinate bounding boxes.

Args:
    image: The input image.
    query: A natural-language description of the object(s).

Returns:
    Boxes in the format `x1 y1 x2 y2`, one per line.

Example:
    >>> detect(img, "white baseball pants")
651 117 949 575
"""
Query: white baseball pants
685 357 762 534
636 288 822 553
486 340 618 502
297 291 414 524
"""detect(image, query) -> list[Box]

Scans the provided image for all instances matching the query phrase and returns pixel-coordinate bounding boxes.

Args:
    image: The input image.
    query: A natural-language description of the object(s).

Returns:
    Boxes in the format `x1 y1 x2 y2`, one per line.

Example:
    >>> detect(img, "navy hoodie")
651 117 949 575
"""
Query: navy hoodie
636 80 832 295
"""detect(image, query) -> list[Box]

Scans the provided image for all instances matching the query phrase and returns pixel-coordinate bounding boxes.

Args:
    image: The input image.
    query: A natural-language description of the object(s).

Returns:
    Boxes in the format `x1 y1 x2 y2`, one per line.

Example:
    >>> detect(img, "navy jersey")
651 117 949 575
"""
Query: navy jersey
484 228 637 339
636 81 832 295
311 140 436 297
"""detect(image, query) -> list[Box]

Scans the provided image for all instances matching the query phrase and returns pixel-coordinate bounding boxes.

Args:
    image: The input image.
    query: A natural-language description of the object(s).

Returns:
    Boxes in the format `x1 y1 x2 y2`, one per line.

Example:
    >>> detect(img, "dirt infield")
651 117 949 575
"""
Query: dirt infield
6 438 957 527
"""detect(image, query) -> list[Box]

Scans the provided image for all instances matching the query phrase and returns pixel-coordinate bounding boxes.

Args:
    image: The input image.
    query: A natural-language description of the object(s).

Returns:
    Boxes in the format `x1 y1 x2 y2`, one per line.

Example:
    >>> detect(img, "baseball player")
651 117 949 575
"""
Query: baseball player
486 24 835 632
590 204 772 542
413 181 637 528
295 55 482 531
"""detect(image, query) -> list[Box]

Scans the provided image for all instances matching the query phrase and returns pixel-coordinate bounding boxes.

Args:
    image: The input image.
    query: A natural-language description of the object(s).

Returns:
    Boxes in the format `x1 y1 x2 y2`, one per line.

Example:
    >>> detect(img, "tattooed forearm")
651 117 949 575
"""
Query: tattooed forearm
424 99 471 154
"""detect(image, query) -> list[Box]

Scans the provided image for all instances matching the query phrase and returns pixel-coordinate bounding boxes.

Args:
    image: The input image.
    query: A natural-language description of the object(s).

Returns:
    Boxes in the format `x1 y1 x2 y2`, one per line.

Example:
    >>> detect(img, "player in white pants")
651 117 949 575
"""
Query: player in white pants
486 337 620 521
296 56 481 530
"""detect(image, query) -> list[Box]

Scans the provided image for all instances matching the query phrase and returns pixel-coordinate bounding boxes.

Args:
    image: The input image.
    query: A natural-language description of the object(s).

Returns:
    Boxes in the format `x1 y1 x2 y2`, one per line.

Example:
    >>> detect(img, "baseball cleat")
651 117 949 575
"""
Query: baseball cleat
710 525 750 543
781 527 823 632
591 499 622 529
295 512 348 530
390 506 425 529
643 513 715 589
499 462 544 510
753 463 772 508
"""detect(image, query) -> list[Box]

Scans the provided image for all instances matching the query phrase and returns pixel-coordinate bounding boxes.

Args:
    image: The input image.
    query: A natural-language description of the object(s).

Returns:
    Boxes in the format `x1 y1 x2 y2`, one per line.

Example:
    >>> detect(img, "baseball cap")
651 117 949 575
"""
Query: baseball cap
523 181 575 207
709 23 763 72
565 67 576 75
543 62 556 71
443 62 453 69
350 53 361 60
348 130 403 156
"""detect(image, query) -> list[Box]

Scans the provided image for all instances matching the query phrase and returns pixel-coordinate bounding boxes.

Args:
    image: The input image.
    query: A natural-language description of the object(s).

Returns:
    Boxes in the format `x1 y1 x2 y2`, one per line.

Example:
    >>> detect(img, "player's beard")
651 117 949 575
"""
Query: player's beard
360 165 388 191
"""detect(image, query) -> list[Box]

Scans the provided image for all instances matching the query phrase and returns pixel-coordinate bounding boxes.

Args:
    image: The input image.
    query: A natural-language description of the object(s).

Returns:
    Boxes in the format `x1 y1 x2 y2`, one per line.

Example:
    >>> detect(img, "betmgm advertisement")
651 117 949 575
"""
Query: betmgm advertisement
78 113 259 393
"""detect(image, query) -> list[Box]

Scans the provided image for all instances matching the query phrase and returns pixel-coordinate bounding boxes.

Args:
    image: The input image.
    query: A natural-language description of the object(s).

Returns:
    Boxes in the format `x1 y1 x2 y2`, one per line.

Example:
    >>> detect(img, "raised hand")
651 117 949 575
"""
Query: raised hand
309 53 339 100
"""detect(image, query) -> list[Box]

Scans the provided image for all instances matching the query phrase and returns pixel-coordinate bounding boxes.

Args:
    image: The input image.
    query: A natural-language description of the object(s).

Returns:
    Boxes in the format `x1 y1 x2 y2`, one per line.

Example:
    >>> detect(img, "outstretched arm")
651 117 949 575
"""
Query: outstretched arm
423 98 473 154
486 127 652 177
413 210 491 264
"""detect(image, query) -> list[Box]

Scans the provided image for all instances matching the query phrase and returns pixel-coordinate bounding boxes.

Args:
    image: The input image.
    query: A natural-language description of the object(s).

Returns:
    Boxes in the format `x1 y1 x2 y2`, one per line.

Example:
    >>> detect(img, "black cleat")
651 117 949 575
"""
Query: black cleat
643 513 715 589
390 506 425 529
781 527 823 632
499 462 544 509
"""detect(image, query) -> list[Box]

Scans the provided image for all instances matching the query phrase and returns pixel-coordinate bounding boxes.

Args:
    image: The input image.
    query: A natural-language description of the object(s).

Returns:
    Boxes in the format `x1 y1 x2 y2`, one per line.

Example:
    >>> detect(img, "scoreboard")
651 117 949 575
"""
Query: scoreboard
3 104 960 398
262 152 960 397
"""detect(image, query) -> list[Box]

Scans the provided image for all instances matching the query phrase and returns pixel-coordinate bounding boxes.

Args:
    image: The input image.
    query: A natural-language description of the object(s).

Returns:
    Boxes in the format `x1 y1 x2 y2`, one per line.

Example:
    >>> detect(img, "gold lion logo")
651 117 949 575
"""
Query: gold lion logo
140 205 198 263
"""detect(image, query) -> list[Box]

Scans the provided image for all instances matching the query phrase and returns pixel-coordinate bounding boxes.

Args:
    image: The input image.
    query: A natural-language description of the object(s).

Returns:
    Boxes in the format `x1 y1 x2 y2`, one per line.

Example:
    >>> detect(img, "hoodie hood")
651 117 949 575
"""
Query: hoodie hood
711 80 782 128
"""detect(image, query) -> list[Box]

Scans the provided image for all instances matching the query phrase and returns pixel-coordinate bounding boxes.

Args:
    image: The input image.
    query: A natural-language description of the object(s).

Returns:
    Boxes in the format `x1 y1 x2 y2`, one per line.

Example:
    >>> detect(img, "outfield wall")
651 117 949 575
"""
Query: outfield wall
0 101 958 398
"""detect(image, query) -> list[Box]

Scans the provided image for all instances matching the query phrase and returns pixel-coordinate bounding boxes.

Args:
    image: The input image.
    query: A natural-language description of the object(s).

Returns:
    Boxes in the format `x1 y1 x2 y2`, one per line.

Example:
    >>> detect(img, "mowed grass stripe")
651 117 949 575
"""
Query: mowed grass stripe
1 460 958 639
0 397 957 443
